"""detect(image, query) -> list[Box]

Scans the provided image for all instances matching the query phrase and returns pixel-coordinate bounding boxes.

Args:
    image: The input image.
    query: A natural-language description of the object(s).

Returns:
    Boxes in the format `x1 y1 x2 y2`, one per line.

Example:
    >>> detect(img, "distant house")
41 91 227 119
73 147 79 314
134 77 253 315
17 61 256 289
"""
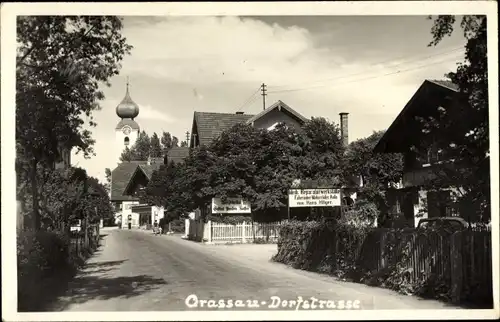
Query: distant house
373 79 467 227
110 149 189 229
189 100 308 148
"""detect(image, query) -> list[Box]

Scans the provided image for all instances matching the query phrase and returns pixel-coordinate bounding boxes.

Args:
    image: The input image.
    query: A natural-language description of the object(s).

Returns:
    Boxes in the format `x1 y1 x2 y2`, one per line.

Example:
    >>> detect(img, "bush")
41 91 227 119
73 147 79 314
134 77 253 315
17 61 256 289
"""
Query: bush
273 219 491 305
169 219 185 233
272 220 368 277
17 230 72 311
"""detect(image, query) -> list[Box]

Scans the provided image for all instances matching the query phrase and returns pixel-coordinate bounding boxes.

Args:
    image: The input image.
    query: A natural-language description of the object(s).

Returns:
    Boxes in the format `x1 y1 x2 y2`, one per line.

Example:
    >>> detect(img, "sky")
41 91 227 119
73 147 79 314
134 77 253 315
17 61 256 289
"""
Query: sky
71 15 467 183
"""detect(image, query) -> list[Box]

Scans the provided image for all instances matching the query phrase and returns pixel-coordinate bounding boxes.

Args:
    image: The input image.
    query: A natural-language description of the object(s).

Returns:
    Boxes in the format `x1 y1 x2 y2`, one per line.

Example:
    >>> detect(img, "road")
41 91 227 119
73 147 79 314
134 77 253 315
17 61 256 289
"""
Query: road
48 228 458 311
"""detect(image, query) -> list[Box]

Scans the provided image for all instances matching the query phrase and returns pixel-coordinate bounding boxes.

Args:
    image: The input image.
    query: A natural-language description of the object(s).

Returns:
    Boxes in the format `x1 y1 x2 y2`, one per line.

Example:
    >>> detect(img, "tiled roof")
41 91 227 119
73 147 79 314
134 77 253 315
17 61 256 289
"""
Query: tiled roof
139 164 162 180
246 100 308 125
110 162 144 201
122 163 161 195
427 79 459 92
193 112 255 146
167 146 190 164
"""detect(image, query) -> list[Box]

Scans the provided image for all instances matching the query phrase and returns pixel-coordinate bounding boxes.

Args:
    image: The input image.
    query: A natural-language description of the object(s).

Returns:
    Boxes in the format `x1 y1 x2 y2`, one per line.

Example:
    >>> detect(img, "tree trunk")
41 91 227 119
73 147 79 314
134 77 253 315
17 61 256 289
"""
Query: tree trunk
31 158 40 231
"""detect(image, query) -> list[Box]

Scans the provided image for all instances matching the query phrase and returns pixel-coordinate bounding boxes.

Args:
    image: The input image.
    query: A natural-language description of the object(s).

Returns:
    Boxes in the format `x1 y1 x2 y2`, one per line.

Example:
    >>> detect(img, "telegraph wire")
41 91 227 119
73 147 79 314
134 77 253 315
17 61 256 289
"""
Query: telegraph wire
236 86 262 112
267 53 464 94
268 46 464 91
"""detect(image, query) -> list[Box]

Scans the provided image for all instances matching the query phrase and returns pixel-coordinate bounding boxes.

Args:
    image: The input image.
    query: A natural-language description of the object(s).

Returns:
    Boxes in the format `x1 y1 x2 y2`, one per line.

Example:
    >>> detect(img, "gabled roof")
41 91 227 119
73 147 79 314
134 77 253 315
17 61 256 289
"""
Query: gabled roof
111 162 146 201
191 111 255 147
374 79 460 153
167 146 190 164
427 79 459 92
123 163 161 195
246 100 308 125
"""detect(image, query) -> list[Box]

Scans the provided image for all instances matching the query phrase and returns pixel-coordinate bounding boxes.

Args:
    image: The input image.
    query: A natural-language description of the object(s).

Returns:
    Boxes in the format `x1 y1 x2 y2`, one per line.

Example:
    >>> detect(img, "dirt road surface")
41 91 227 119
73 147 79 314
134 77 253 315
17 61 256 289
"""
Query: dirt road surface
48 228 458 311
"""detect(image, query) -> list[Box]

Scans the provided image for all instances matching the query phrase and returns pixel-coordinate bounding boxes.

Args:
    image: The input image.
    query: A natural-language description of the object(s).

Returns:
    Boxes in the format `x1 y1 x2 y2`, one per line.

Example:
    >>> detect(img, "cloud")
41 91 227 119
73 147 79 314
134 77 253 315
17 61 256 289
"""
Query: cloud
72 16 467 180
139 104 177 122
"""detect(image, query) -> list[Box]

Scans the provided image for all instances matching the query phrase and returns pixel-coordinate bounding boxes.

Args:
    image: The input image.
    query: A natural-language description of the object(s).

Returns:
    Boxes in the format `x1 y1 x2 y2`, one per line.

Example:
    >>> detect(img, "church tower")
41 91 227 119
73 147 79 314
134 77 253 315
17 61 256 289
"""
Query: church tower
115 78 140 165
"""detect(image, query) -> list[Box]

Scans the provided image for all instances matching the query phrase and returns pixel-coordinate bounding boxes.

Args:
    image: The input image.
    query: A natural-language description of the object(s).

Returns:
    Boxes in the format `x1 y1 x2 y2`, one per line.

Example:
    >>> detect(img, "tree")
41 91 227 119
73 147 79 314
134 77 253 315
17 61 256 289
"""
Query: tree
144 119 349 223
343 131 404 224
120 146 133 162
344 131 404 188
180 140 188 147
133 131 151 160
421 15 490 222
150 132 163 158
119 131 151 161
161 131 179 154
104 168 112 194
16 16 132 230
301 117 345 181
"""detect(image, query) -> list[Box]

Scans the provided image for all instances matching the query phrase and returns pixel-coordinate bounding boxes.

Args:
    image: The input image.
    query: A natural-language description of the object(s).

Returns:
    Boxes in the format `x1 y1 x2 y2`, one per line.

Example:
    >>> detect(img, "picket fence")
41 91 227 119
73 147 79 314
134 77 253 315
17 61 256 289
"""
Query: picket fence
187 220 281 244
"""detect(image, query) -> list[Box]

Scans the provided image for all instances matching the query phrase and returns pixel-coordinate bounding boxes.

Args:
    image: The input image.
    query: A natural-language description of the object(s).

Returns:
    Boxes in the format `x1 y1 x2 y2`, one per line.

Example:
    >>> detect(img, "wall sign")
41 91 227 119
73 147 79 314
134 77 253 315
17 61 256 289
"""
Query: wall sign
288 188 341 208
211 198 251 214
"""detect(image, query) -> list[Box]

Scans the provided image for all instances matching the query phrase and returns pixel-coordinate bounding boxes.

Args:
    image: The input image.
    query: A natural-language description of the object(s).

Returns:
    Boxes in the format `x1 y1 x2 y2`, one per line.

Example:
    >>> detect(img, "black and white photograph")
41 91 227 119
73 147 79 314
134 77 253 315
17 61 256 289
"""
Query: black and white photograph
1 1 498 321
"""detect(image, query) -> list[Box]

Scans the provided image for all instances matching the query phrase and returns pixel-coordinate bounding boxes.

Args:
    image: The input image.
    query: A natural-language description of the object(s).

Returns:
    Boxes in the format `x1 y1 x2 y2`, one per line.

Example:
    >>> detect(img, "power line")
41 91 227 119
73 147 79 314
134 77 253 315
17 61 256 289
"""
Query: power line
268 46 464 91
236 86 262 112
268 54 463 94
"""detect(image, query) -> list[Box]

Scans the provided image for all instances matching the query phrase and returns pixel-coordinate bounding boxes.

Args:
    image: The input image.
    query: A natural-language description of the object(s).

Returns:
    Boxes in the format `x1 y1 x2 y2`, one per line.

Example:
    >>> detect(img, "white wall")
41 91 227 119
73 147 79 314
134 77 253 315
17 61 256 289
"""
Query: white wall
120 201 140 228
151 206 164 225
115 127 139 166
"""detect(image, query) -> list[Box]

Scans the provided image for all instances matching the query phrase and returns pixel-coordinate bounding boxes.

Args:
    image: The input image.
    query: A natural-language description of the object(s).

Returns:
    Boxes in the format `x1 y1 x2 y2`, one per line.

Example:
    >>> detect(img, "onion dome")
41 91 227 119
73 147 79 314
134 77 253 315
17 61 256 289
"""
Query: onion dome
116 80 140 120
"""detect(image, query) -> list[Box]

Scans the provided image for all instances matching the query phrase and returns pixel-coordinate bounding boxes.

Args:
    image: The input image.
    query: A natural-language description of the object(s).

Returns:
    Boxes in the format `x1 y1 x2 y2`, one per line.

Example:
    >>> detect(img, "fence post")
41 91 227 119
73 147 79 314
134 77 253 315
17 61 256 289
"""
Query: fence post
207 220 212 243
450 232 463 304
242 221 247 243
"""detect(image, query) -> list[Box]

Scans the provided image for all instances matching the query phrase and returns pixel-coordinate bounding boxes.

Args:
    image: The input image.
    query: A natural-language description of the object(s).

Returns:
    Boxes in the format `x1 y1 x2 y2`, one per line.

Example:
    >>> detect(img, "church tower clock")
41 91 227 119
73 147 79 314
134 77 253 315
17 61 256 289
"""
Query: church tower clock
115 78 140 165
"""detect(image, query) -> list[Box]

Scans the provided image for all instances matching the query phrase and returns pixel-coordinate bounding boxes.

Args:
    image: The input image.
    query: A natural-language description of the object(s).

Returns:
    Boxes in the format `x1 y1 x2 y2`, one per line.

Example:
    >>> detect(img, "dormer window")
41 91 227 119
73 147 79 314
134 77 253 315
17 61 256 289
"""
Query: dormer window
124 136 130 146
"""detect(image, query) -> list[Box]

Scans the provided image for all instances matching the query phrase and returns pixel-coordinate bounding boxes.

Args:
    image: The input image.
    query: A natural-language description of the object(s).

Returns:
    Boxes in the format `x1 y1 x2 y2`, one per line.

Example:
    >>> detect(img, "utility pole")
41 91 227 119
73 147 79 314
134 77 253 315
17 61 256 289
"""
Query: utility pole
185 131 190 146
261 83 267 110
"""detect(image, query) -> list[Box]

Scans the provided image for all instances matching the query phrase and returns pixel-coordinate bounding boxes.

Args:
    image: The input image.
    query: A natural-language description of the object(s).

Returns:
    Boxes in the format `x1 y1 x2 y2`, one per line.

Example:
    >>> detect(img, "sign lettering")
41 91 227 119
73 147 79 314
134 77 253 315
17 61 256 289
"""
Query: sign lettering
211 198 252 214
288 189 341 208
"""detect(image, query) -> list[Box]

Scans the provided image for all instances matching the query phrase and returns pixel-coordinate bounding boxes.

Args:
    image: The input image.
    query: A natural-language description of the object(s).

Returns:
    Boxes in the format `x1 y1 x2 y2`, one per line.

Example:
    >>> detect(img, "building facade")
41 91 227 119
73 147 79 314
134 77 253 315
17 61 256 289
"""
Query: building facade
374 79 465 227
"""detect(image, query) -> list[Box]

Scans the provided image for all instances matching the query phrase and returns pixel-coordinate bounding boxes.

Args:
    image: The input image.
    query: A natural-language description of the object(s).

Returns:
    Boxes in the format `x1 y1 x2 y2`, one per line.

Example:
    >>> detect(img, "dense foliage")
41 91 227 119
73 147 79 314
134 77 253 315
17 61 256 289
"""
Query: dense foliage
16 16 132 231
144 118 346 222
119 130 181 161
343 130 404 223
273 220 492 306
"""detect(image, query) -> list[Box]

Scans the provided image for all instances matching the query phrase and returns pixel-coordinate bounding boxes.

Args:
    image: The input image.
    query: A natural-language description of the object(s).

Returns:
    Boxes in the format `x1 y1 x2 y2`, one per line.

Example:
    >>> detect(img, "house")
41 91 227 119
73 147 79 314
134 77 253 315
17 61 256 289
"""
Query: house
373 79 465 227
189 100 308 148
110 148 189 229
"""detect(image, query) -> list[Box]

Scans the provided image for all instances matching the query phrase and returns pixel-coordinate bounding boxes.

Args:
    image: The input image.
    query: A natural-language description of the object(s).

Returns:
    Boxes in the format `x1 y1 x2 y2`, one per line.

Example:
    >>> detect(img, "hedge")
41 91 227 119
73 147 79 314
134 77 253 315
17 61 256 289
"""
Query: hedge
17 229 98 311
272 220 493 306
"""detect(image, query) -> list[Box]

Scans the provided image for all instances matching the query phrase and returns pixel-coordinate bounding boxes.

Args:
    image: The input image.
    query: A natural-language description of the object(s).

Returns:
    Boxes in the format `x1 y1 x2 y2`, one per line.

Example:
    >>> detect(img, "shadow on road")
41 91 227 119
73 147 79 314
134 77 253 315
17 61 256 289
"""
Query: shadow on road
50 273 168 311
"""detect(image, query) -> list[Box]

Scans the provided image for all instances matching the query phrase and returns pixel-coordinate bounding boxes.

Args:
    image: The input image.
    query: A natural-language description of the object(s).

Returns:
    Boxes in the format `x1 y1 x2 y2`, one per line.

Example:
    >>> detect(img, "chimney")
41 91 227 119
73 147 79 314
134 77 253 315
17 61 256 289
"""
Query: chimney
236 111 244 115
339 112 349 147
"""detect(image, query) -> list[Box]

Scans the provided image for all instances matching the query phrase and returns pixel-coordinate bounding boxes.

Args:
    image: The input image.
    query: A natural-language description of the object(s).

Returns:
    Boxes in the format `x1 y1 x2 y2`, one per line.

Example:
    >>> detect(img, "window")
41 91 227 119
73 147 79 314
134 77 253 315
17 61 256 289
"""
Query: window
124 136 130 146
418 144 446 166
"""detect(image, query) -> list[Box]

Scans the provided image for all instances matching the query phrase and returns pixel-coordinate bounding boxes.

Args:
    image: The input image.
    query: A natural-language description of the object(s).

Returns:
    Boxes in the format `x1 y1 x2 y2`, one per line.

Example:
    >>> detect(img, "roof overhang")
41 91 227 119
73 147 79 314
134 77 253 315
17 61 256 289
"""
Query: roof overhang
374 80 459 154
246 100 308 126
123 165 150 196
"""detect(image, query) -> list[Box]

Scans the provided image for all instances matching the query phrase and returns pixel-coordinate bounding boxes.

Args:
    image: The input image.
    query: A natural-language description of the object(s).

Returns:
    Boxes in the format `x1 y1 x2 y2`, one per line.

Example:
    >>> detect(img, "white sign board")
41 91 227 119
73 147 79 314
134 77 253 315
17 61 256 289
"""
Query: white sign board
288 188 341 208
211 198 251 214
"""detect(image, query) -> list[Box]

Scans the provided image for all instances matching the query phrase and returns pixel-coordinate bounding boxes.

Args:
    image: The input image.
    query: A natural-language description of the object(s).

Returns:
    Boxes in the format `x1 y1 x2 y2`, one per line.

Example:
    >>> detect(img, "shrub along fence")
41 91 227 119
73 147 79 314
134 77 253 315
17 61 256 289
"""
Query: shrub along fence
273 220 492 306
17 223 101 311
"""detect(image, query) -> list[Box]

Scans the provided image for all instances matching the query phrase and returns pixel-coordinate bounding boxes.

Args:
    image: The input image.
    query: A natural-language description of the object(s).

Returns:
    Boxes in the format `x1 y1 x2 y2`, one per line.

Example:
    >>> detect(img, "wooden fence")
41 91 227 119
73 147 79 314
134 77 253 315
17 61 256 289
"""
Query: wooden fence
69 223 101 257
352 229 492 304
187 220 281 244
